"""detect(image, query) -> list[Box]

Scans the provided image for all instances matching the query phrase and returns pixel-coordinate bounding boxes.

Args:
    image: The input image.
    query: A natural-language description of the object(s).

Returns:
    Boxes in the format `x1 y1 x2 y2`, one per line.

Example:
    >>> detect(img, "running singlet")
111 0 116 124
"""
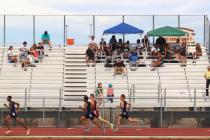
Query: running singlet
92 100 99 118
9 101 17 118
120 101 129 119
84 102 94 120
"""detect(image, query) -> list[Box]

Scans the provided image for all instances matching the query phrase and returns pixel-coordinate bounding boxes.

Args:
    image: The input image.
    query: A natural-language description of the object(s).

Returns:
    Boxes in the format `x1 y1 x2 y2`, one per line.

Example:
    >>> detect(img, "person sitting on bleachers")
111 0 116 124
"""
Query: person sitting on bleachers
113 59 126 76
21 51 36 71
37 42 45 63
117 39 123 57
164 43 172 59
156 36 166 55
192 43 202 63
129 49 139 71
151 45 160 57
150 52 164 71
85 44 96 67
179 39 187 67
19 41 29 61
122 43 130 59
30 43 39 63
41 31 52 50
7 46 18 66
173 38 181 60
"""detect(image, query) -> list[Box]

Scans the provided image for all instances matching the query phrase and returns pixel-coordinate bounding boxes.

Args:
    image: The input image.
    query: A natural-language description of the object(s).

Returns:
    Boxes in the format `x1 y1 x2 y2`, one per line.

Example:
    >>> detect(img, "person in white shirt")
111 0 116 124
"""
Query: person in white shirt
89 35 97 51
7 46 18 64
21 51 36 71
19 41 29 60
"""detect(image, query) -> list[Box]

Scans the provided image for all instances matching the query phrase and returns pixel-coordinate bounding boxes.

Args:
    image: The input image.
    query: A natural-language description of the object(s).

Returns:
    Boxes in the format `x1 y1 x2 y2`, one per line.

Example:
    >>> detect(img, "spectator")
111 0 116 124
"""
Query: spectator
104 46 112 68
22 51 35 71
122 43 130 59
19 41 29 61
41 31 52 49
173 38 181 59
192 43 202 63
107 83 114 103
37 42 45 63
32 49 39 63
117 39 123 56
7 46 18 65
136 39 142 56
179 40 187 67
109 35 117 55
95 83 104 106
99 38 106 52
142 35 150 53
151 45 160 57
113 59 126 76
156 36 166 54
129 49 139 71
150 53 164 71
205 66 210 96
89 35 97 51
164 43 172 59
85 44 96 67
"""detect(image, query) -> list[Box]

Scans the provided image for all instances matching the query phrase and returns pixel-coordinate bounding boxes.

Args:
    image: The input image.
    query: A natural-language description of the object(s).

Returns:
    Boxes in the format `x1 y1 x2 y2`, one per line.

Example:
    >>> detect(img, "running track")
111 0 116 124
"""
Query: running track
0 128 210 140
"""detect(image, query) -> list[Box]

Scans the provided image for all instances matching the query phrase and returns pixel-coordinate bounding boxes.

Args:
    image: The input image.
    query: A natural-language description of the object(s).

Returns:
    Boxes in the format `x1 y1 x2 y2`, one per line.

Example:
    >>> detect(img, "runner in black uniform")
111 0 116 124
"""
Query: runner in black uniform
4 96 30 135
90 94 113 130
115 94 143 131
80 95 102 132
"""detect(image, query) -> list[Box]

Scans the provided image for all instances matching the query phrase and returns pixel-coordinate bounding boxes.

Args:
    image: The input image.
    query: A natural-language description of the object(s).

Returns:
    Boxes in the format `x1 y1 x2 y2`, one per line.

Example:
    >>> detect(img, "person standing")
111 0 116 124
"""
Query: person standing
205 66 210 96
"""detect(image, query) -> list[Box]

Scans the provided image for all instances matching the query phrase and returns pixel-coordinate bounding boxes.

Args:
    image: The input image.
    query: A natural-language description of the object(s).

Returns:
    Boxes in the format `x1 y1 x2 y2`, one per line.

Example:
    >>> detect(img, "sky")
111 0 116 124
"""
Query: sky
0 0 209 45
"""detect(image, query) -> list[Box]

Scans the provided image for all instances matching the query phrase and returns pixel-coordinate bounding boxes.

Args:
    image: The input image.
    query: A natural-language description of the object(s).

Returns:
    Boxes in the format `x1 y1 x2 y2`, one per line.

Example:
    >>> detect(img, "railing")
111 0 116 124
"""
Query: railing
0 15 207 46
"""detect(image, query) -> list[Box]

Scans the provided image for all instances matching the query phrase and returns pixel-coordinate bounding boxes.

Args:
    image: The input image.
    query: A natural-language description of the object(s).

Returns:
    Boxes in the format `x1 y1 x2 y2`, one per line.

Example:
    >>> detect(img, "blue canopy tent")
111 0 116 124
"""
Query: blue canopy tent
103 22 144 42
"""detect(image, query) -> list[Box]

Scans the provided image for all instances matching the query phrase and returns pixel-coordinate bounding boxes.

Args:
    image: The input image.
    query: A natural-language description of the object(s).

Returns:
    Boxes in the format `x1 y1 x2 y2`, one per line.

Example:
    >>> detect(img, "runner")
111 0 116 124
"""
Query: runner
90 94 114 130
79 95 102 132
4 96 30 135
115 94 143 131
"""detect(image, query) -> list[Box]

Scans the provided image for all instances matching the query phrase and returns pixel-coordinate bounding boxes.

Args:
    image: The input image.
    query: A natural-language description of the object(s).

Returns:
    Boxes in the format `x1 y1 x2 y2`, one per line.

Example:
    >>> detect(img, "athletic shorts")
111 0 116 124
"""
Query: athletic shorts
9 112 17 118
120 111 129 120
84 112 95 121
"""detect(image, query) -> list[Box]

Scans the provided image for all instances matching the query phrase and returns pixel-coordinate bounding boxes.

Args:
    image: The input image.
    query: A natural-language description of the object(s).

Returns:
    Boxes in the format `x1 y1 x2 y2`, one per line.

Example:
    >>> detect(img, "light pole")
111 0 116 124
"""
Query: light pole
65 24 69 45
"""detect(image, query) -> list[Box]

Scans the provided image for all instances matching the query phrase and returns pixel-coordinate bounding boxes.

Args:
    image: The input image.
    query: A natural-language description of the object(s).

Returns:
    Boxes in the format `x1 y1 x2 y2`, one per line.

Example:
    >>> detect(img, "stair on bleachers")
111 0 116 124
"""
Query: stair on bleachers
63 47 88 104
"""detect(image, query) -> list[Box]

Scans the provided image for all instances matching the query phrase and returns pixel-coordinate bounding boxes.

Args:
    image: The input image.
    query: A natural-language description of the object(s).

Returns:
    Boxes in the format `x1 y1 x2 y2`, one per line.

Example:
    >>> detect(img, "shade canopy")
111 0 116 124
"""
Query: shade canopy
103 22 144 35
147 26 188 36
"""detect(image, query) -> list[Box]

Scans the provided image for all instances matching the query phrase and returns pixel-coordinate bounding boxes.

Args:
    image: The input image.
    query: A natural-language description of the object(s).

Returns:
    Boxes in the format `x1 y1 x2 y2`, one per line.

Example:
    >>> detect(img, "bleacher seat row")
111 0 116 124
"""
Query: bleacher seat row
0 45 208 108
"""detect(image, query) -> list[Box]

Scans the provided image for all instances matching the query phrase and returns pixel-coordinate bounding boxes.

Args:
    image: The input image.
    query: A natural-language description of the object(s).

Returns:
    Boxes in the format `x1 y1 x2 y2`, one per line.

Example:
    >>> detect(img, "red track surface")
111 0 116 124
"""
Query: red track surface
0 128 210 139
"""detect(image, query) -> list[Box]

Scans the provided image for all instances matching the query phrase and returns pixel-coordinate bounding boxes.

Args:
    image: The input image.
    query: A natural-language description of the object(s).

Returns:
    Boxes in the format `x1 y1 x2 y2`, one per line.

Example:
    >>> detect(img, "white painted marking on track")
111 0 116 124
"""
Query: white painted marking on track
67 128 75 130
136 129 142 131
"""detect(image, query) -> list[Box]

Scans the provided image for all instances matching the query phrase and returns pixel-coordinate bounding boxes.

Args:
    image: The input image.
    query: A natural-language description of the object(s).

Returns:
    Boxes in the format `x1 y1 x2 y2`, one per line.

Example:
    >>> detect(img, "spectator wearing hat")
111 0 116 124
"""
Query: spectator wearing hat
107 83 114 103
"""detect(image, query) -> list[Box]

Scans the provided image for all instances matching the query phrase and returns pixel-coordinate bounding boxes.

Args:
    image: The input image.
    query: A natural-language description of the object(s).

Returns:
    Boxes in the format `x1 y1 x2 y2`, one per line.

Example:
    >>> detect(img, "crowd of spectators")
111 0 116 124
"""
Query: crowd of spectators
85 35 202 73
7 31 51 71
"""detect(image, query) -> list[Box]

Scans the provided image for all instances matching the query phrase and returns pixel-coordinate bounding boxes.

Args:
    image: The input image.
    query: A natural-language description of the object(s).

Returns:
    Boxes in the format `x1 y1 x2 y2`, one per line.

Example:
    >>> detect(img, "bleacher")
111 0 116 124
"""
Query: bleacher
0 45 209 109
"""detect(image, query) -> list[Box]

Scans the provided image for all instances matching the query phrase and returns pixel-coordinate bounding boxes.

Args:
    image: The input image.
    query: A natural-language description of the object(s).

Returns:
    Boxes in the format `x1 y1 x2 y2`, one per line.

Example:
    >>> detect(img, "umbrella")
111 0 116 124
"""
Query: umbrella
147 26 188 36
103 22 143 35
